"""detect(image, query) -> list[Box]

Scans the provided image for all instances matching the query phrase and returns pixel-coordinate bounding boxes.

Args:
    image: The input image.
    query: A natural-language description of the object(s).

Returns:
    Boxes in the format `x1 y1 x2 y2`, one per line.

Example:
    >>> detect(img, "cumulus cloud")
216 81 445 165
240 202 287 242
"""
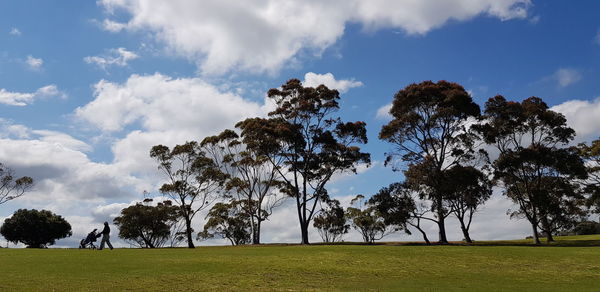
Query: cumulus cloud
551 97 600 143
98 0 530 74
0 85 65 106
376 103 393 120
84 47 139 71
303 72 363 93
25 55 43 70
552 68 582 88
9 27 21 36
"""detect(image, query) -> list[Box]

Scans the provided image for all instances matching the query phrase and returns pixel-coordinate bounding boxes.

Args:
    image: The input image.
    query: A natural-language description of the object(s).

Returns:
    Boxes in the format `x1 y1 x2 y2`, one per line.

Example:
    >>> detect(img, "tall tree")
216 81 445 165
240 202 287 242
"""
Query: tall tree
237 79 370 244
197 201 251 246
201 129 285 244
474 96 587 244
379 80 481 243
442 165 493 243
0 163 33 205
313 199 349 243
113 199 180 248
150 142 226 248
1 209 72 248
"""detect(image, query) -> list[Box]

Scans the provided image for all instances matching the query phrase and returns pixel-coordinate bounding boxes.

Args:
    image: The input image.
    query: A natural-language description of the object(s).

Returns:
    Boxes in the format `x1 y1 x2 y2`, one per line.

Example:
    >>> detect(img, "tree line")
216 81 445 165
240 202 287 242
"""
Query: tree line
1 79 599 248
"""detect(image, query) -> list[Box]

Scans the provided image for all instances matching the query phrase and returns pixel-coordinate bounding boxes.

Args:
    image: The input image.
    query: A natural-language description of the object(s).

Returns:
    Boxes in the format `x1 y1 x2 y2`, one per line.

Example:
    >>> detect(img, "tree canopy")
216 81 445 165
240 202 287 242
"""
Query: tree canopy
1 209 72 248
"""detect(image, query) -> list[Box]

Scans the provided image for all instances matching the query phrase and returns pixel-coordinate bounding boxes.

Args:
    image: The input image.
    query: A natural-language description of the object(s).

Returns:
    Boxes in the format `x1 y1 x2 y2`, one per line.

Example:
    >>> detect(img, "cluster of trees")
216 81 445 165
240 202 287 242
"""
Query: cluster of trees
1 79 598 248
121 79 598 247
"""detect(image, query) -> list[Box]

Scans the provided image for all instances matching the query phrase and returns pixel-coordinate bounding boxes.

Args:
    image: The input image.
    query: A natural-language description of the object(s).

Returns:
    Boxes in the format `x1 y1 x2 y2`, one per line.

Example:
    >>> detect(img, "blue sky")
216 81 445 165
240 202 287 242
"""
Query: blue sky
1 0 599 247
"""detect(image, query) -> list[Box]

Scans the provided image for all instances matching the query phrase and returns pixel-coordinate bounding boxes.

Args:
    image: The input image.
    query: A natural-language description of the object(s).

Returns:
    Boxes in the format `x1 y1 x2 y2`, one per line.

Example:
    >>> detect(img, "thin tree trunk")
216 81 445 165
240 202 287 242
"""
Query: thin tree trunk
184 216 195 248
437 200 448 244
253 220 261 244
541 217 554 242
459 221 472 243
530 221 541 245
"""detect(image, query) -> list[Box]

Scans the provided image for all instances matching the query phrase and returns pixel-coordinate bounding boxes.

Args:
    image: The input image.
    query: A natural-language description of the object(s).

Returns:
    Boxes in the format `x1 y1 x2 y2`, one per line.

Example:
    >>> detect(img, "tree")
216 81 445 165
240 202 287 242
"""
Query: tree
150 142 226 248
474 96 587 244
113 199 180 248
201 129 285 244
346 195 400 244
379 80 481 244
0 163 34 205
442 165 492 243
1 209 72 248
197 201 251 246
237 79 370 244
578 139 600 216
369 183 432 245
313 199 349 243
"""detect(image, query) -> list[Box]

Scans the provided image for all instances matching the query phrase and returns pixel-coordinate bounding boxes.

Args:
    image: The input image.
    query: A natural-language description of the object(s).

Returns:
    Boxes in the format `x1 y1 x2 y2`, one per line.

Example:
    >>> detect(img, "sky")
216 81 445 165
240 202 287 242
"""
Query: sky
1 0 599 247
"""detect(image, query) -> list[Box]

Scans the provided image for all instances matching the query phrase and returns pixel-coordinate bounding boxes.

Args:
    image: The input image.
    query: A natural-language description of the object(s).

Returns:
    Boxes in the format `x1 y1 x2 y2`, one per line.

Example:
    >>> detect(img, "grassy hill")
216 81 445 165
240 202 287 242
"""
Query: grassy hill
0 235 598 291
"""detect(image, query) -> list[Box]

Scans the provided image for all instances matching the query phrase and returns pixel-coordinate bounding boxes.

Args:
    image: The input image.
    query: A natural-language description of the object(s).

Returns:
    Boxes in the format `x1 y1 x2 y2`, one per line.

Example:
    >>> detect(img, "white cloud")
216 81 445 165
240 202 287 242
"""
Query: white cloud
552 68 582 88
25 55 43 70
303 72 363 93
9 28 21 36
551 97 600 143
84 47 139 70
376 103 393 120
98 0 530 74
0 85 65 106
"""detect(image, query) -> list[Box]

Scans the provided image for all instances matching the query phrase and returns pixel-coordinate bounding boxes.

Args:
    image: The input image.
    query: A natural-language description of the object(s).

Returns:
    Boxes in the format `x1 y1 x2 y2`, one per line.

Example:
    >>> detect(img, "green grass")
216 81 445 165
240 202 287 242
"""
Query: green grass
0 235 599 291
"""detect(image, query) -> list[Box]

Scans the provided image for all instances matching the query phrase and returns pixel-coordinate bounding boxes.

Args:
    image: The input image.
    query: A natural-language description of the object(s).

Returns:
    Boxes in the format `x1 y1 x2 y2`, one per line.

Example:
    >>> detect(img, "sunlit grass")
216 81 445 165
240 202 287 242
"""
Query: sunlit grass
0 235 598 291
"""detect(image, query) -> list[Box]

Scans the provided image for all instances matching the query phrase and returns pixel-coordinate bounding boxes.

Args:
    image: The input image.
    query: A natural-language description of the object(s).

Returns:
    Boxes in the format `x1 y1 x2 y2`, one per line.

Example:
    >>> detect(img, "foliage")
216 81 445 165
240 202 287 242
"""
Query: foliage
0 209 72 248
197 201 251 245
150 142 227 248
572 221 600 235
201 129 285 244
313 199 349 243
442 165 493 243
578 139 600 214
379 80 481 243
369 182 433 244
474 96 587 244
0 163 34 205
237 79 370 244
346 195 399 243
113 199 181 248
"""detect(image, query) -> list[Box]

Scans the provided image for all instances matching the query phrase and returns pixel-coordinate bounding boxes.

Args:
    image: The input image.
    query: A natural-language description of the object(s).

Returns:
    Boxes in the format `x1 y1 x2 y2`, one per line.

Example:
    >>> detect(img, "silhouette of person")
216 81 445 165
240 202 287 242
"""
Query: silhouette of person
98 221 114 250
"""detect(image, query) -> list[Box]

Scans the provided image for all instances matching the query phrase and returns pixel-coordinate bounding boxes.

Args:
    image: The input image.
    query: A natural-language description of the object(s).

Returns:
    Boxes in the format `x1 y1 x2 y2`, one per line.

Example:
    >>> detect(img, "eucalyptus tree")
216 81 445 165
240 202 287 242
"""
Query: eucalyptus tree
313 199 349 243
113 199 180 248
197 201 251 246
379 80 481 243
201 129 285 244
150 142 226 248
474 96 587 244
442 165 493 243
346 195 400 244
0 163 33 205
369 182 433 245
237 79 370 244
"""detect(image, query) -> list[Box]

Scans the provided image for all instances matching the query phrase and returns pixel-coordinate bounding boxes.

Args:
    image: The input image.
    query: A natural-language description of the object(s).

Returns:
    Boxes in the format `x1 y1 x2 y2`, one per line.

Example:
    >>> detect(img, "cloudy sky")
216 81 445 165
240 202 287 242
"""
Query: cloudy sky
1 0 599 247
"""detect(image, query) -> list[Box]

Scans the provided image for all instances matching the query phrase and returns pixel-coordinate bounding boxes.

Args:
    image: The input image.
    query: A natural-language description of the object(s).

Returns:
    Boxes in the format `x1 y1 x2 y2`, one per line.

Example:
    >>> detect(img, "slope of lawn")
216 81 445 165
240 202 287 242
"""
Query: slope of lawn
0 235 598 291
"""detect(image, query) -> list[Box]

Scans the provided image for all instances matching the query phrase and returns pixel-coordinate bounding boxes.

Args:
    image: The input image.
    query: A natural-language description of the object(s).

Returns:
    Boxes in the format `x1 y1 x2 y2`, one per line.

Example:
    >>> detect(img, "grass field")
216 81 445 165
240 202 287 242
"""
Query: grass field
0 235 599 291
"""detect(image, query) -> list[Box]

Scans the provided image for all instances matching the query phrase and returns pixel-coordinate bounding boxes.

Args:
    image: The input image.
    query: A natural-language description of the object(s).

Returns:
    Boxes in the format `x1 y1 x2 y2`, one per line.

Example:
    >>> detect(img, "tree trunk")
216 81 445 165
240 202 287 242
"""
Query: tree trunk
184 216 195 248
530 221 541 245
539 216 555 242
253 220 261 244
459 219 472 243
437 201 448 244
300 221 310 244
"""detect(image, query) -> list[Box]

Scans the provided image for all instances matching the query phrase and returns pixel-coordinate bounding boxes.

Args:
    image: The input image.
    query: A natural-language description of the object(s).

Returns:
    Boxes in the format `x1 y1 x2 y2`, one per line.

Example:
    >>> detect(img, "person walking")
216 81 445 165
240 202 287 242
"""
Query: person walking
98 221 114 250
